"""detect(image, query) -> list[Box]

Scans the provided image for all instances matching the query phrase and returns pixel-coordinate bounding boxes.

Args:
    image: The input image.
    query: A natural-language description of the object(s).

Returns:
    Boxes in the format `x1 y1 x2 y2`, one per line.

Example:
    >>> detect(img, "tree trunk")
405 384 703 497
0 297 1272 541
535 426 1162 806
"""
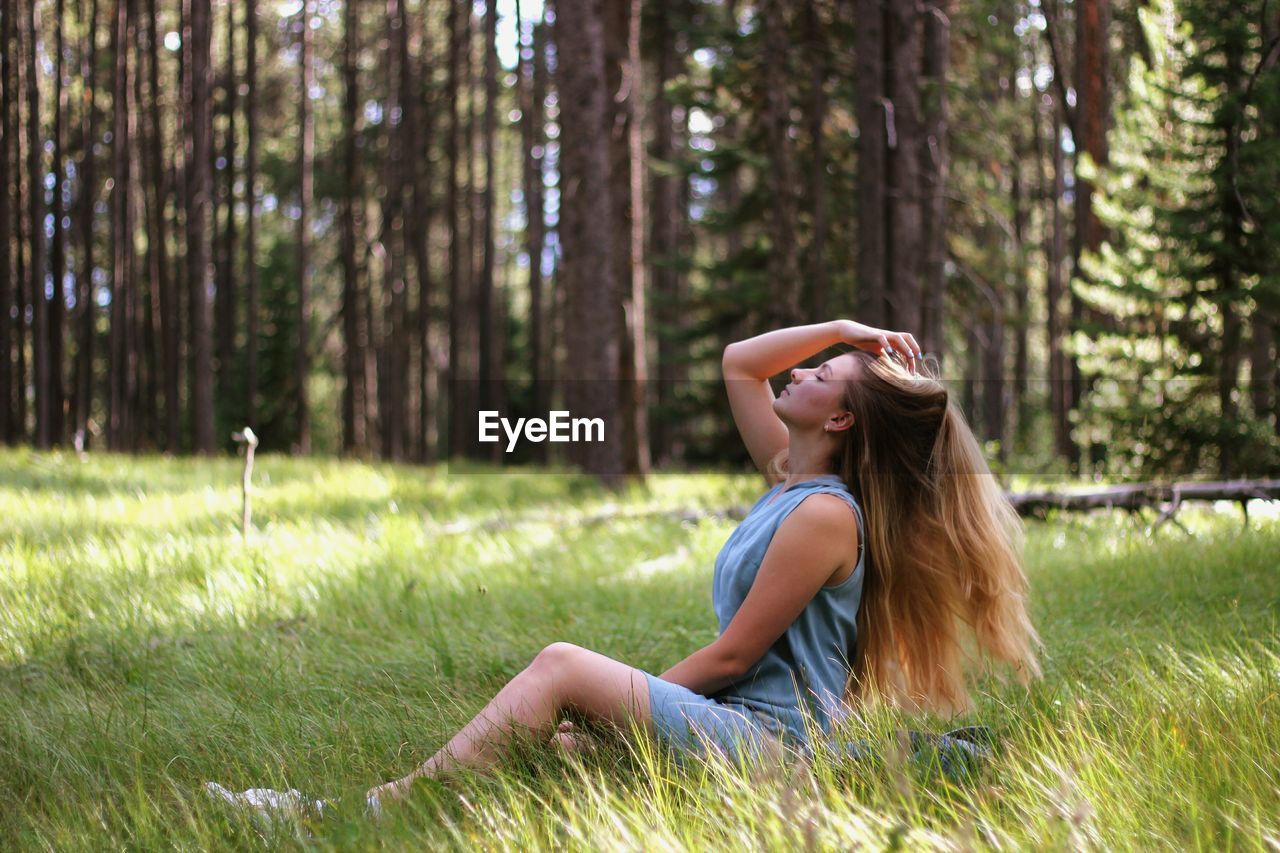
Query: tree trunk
647 0 681 466
980 222 1006 456
26 0 50 449
1250 11 1279 435
853 0 886 328
340 0 363 453
884 0 923 333
380 0 406 461
127 3 143 449
919 0 950 364
1066 0 1111 473
109 0 132 449
129 0 152 449
445 0 461 458
185 0 215 454
358 158 380 457
70 0 99 450
465 5 480 459
13 0 27 441
1253 305 1277 431
295 0 313 453
519 4 548 461
721 0 745 342
0 0 14 444
675 102 692 368
1217 36 1246 477
244 0 259 432
142 0 177 451
362 201 379 454
760 0 801 328
804 0 830 324
627 0 649 476
446 1 476 459
1047 94 1071 460
1072 0 1110 264
1010 50 1030 452
555 0 623 484
50 0 69 444
477 0 497 461
963 303 980 428
605 0 649 477
407 0 435 463
173 0 189 445
215 0 238 430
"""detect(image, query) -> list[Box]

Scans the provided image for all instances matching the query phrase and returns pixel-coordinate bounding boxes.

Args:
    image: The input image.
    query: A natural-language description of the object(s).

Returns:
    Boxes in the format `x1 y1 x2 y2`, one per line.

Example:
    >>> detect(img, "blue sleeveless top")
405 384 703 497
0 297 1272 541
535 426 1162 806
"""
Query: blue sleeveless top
707 473 867 742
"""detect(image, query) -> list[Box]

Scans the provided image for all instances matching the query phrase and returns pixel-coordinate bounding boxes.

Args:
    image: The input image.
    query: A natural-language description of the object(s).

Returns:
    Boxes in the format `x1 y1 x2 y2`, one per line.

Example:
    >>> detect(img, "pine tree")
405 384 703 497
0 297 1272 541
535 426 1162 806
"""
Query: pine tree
1076 0 1280 478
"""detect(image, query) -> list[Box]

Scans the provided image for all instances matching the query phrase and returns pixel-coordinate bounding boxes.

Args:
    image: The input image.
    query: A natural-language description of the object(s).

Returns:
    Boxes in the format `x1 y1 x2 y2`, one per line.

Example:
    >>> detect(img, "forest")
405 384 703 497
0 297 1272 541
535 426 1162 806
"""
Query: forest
2 0 1278 481
4 3 1280 847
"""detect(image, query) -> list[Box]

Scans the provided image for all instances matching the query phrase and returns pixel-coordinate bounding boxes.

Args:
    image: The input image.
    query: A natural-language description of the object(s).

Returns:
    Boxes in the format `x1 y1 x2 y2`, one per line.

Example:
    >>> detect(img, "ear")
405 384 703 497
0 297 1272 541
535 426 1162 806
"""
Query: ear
827 411 854 433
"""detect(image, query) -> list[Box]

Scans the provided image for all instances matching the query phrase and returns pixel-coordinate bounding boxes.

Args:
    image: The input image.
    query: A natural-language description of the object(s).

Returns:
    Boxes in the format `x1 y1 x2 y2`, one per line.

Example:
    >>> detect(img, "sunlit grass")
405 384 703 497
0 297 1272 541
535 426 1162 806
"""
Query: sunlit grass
1 447 1277 849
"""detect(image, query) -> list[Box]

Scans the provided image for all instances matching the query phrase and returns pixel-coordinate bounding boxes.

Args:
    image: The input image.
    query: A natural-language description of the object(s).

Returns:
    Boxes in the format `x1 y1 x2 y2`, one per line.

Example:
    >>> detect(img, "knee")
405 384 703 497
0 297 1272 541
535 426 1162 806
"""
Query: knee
530 642 582 678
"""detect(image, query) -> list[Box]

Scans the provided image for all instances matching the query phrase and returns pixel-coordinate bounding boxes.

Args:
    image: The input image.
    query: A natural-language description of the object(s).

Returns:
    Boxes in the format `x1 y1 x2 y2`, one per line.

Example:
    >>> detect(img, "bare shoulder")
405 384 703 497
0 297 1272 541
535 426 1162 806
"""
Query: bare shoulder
772 493 860 567
786 493 859 534
755 494 860 588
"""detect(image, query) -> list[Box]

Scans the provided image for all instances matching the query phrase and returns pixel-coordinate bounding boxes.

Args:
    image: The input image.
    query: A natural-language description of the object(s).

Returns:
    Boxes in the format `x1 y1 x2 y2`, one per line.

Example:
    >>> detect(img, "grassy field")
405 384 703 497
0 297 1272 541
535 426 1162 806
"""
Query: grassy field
1 447 1277 850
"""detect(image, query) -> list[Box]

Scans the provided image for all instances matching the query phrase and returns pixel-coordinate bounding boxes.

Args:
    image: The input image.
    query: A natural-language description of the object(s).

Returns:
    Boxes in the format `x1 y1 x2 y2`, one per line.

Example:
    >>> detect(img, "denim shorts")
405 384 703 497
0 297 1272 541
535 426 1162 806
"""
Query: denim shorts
642 672 805 763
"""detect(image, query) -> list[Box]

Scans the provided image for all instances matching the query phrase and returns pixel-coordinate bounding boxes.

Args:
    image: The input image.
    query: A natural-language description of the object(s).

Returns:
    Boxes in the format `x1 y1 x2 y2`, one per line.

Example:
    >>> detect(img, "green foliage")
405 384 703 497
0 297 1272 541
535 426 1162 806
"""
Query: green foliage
1 449 1278 847
647 2 864 466
1076 0 1280 479
250 236 306 453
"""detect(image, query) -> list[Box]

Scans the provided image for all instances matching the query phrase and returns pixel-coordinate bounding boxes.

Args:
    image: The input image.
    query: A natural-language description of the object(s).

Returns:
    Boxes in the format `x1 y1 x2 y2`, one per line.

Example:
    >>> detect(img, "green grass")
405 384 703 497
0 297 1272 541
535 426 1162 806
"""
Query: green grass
1 447 1277 850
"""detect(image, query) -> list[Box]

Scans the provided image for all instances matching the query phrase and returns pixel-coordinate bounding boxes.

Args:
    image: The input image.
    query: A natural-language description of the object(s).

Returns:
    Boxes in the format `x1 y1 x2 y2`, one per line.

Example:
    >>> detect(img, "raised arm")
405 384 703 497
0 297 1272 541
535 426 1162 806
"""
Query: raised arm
722 321 857 378
721 322 846 483
722 321 921 483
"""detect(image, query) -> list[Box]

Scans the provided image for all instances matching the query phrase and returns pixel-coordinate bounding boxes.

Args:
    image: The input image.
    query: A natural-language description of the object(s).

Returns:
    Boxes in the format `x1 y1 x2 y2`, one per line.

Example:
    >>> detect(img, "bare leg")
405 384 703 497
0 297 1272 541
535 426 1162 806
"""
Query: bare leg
367 643 653 804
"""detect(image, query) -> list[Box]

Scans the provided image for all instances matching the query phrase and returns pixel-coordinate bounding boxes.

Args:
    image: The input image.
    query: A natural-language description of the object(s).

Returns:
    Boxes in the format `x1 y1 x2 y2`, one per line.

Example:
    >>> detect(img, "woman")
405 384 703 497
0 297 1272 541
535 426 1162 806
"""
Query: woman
366 319 1042 809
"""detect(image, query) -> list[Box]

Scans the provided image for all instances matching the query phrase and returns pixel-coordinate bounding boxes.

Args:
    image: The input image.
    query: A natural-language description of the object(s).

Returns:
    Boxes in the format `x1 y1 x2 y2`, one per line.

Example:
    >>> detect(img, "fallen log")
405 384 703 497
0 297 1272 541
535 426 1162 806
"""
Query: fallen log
594 478 1280 532
1006 478 1280 515
427 478 1280 538
1008 478 1280 535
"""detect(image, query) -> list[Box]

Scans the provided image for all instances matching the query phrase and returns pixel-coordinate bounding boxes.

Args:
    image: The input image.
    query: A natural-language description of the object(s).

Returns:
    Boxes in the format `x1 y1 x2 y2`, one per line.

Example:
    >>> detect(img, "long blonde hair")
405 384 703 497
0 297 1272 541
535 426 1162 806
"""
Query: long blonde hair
769 348 1042 716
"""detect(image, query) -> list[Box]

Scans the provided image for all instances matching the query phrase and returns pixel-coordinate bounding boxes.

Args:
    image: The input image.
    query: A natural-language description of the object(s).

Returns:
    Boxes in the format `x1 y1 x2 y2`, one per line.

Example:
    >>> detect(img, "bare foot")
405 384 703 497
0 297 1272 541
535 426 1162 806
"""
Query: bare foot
364 776 412 818
549 720 592 755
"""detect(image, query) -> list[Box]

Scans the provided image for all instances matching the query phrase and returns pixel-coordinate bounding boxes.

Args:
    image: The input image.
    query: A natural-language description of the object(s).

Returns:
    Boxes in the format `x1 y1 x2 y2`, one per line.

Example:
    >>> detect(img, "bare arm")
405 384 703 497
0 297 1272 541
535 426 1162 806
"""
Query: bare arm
658 644 744 697
723 319 918 378
657 494 858 696
722 321 847 380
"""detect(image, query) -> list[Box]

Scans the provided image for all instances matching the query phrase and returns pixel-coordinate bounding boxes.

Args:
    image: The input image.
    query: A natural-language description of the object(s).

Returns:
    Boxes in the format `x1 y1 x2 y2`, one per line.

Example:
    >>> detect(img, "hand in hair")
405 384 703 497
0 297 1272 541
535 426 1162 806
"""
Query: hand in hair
834 320 922 372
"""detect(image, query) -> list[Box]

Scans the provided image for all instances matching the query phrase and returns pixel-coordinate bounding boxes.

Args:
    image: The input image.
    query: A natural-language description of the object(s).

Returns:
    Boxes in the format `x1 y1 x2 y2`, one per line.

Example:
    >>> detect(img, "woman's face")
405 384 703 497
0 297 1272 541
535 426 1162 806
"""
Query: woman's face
774 352 860 432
